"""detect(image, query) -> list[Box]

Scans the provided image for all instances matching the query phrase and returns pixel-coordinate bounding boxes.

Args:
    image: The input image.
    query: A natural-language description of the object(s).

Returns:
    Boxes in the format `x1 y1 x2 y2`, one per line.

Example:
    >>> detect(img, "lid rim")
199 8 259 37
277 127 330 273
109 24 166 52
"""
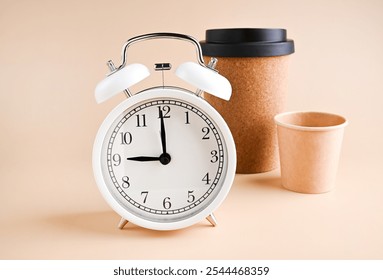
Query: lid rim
201 28 294 57
201 40 295 57
205 28 287 44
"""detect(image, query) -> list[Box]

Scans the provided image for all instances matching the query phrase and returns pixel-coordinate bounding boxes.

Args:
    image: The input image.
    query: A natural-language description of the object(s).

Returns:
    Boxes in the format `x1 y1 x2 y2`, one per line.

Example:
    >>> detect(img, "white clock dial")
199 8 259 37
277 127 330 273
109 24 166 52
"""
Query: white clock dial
93 87 236 230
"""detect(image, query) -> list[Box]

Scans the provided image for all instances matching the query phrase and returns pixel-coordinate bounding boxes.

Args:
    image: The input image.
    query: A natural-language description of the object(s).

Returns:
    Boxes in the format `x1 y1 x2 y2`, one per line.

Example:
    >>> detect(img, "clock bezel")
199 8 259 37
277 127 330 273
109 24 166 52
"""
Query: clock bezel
93 87 236 230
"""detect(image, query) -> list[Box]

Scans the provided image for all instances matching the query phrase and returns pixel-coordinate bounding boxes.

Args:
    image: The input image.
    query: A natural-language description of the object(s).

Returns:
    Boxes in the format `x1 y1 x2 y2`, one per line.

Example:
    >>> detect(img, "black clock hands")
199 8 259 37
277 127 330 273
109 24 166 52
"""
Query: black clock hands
158 107 171 164
126 107 171 165
159 108 167 154
127 156 160 162
127 154 170 165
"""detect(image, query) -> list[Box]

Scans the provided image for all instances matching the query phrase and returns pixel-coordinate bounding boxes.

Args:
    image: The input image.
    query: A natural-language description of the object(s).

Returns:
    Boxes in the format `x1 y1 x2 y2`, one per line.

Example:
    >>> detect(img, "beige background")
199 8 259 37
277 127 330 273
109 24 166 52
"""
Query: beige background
1 0 383 259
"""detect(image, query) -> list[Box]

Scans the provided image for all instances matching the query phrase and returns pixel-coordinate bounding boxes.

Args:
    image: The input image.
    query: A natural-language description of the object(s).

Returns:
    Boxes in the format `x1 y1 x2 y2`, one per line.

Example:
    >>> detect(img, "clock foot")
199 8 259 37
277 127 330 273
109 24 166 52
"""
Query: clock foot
118 217 129 229
206 213 217 227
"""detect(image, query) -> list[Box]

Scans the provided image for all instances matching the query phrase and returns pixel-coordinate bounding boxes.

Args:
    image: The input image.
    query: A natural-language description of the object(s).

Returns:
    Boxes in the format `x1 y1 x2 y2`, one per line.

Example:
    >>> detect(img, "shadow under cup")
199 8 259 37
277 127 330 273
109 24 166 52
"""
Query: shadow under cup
274 112 348 194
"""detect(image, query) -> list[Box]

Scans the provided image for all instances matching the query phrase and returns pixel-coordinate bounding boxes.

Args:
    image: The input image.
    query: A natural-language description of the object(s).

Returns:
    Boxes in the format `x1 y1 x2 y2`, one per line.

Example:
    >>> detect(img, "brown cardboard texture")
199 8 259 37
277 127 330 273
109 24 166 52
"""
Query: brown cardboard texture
275 112 347 194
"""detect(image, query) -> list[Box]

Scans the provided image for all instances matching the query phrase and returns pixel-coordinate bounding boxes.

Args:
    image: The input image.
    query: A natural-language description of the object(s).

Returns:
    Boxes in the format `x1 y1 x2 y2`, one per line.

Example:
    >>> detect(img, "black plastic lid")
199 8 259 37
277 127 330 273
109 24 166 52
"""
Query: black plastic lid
200 28 295 57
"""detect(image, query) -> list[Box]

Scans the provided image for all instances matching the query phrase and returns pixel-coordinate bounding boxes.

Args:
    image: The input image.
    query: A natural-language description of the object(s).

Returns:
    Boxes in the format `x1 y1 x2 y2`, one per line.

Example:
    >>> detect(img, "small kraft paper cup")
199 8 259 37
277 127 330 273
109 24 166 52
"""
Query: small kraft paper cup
274 111 348 194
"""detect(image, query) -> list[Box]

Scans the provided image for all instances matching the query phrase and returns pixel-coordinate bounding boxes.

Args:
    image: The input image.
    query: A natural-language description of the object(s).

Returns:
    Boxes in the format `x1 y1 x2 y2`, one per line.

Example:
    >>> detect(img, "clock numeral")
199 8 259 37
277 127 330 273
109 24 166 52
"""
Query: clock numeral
210 150 218 163
158 105 171 118
163 197 171 209
187 190 195 203
112 153 121 166
185 111 190 124
202 172 211 185
121 176 130 188
120 132 132 145
202 127 210 140
136 114 147 127
141 191 148 204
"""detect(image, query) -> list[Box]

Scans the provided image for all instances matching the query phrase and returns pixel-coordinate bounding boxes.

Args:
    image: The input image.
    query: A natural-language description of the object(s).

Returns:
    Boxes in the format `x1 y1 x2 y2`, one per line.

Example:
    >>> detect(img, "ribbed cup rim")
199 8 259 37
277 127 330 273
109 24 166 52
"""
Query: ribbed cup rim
274 111 348 131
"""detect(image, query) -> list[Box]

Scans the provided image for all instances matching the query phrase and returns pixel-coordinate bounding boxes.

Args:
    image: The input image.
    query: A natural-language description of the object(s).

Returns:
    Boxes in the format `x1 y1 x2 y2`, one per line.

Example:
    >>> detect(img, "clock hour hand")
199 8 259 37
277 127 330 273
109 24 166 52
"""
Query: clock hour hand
127 156 160 162
127 153 171 165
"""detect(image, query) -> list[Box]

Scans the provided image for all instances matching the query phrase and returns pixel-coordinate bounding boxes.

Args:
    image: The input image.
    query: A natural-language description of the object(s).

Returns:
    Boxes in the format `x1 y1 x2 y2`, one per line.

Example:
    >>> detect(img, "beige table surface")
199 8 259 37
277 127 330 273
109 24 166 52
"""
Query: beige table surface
1 0 383 259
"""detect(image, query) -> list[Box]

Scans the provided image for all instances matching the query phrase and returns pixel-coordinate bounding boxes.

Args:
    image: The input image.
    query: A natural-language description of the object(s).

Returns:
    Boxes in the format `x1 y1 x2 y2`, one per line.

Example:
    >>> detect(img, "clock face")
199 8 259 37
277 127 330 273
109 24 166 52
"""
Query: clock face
96 88 233 228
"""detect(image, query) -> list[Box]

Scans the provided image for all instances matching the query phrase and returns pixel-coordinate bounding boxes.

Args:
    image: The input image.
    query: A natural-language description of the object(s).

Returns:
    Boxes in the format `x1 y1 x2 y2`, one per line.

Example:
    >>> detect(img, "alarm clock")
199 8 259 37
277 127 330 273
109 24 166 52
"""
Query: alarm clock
93 33 236 231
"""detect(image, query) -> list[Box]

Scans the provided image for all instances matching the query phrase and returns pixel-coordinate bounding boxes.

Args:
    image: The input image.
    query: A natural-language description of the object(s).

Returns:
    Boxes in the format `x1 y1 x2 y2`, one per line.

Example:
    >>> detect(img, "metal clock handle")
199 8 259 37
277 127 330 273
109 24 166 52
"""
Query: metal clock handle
105 33 220 98
110 32 209 74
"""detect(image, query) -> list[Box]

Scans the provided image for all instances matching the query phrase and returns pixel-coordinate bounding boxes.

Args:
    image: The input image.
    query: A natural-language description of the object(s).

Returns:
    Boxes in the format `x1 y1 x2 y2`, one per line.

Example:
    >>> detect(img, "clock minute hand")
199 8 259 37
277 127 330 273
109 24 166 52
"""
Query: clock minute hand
127 156 160 162
158 108 171 165
159 109 167 154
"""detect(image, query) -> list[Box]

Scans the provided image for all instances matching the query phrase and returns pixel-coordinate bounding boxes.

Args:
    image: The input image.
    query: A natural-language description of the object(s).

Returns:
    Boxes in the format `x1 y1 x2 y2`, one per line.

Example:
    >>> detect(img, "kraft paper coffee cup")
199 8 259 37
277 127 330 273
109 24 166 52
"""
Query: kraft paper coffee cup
274 111 348 194
201 28 295 174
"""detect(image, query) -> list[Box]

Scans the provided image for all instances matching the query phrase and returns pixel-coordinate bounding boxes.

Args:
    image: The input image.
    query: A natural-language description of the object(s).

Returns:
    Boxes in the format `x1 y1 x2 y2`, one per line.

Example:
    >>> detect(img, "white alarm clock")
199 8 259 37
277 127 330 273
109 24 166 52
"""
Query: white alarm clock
93 33 236 231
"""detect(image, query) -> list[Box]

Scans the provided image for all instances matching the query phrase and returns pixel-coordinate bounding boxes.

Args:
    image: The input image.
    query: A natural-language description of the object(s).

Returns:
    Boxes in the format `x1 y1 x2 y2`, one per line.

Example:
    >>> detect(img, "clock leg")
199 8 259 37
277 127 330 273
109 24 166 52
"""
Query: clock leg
206 213 217 227
117 217 129 229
